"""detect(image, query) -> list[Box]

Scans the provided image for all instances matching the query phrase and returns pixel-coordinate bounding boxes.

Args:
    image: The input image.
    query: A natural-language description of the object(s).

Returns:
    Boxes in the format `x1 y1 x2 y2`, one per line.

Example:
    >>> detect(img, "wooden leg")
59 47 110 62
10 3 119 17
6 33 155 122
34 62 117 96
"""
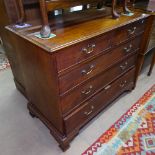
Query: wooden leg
16 0 25 25
39 0 51 38
27 102 38 118
59 143 70 152
49 130 71 152
131 0 136 6
148 50 155 76
97 1 104 9
51 128 79 151
28 102 79 152
123 0 131 14
112 0 120 19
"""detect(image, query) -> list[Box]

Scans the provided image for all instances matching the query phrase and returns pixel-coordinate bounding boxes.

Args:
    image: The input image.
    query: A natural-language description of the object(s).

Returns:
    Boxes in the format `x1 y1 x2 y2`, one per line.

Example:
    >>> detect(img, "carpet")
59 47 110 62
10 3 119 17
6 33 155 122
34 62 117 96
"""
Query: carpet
82 85 155 155
0 52 10 71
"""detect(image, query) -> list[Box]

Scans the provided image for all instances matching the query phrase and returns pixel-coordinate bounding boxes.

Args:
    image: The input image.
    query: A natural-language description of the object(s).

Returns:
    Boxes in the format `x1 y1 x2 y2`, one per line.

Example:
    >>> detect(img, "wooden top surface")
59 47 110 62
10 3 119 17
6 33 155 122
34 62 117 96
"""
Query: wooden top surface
6 9 151 53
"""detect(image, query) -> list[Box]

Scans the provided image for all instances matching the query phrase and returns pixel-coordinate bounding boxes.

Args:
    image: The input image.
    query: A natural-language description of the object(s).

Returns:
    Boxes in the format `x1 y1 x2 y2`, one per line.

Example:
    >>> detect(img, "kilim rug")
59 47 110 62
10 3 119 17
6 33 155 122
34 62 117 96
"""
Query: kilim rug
82 85 155 155
0 52 10 71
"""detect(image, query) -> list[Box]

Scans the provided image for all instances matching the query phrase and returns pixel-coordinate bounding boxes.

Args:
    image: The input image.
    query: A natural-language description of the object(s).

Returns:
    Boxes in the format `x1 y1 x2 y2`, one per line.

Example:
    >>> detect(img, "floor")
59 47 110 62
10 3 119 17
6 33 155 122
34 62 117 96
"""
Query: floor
0 53 155 155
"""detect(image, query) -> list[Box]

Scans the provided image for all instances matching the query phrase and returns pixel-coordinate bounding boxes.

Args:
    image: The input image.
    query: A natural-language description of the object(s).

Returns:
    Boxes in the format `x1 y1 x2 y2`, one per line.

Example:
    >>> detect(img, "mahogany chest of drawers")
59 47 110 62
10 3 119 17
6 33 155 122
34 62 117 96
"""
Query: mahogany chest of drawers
5 11 153 151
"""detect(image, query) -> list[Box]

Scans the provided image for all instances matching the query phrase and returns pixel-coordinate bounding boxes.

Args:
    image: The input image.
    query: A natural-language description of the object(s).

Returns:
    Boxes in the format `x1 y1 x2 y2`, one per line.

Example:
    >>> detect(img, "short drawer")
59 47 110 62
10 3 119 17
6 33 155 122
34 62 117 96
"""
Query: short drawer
59 36 140 93
111 19 146 46
56 31 113 72
61 54 137 115
64 68 135 134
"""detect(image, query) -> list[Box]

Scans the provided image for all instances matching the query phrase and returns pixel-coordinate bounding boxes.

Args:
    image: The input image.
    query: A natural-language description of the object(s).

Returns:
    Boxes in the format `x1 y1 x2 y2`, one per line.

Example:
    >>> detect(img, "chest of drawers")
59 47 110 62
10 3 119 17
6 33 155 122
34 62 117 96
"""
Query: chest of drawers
5 11 152 151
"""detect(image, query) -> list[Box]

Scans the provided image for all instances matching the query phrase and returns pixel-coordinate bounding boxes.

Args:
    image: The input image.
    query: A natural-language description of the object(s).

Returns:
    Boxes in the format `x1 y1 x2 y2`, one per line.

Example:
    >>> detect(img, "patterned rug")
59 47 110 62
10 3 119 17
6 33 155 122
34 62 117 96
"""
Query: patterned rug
0 52 10 71
82 85 155 155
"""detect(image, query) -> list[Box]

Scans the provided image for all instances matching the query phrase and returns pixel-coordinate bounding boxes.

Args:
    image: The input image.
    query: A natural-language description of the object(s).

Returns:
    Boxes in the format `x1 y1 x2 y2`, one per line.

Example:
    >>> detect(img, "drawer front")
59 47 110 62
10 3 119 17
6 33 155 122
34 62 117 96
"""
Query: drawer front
61 54 136 115
111 19 146 46
56 31 112 72
56 19 145 73
64 68 135 134
59 36 140 93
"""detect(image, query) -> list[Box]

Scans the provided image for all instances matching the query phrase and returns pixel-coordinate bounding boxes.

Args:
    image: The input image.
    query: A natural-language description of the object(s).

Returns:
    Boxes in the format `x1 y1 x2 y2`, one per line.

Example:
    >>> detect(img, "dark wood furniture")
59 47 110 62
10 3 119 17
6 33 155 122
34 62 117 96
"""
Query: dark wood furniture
5 9 152 151
0 0 135 99
0 0 26 97
0 0 41 98
148 48 155 75
133 0 155 77
148 19 155 76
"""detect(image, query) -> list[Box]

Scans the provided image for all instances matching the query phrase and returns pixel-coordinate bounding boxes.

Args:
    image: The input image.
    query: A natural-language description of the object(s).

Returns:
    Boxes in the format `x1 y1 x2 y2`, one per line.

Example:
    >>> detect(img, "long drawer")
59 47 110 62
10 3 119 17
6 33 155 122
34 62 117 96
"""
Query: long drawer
59 37 140 94
61 54 137 115
64 68 135 134
56 19 146 73
56 31 113 73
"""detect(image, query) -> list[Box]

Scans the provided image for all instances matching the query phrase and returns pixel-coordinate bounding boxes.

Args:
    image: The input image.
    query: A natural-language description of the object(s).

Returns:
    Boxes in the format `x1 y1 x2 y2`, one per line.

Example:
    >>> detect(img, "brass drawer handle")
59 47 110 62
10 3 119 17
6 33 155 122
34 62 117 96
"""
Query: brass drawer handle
124 44 132 53
120 62 128 70
120 80 127 88
81 64 95 75
128 27 137 35
84 105 94 116
82 44 96 54
104 85 111 90
81 85 93 95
